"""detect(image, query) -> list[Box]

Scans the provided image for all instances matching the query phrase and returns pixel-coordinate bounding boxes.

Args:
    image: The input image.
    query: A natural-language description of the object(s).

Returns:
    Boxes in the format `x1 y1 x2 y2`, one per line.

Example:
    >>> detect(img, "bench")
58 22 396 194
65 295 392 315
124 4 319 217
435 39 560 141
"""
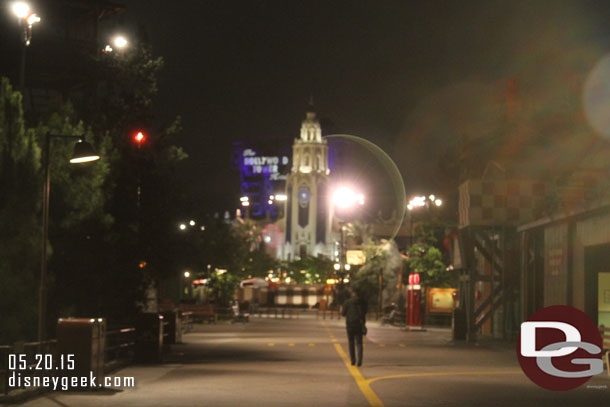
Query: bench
179 304 217 323
601 325 610 377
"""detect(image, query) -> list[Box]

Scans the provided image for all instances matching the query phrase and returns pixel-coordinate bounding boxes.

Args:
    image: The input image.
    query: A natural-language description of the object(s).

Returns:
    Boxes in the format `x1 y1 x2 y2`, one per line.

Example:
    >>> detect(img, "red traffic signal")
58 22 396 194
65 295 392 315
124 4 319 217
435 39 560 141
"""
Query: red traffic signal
132 131 147 145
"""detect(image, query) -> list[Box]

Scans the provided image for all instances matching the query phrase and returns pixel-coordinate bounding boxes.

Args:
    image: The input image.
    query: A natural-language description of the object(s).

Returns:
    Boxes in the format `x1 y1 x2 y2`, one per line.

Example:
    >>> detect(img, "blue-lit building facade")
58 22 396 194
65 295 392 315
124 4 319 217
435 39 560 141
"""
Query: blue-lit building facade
232 141 292 219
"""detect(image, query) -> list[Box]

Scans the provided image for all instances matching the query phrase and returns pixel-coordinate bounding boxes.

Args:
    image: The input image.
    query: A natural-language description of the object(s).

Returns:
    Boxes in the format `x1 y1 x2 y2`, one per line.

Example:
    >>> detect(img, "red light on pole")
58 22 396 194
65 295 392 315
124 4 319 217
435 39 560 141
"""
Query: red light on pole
133 131 146 145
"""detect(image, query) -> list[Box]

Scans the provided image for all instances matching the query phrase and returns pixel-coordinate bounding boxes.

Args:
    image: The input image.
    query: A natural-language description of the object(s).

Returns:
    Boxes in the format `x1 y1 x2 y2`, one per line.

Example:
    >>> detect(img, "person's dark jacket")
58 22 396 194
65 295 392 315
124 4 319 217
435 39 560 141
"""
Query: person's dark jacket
342 296 366 330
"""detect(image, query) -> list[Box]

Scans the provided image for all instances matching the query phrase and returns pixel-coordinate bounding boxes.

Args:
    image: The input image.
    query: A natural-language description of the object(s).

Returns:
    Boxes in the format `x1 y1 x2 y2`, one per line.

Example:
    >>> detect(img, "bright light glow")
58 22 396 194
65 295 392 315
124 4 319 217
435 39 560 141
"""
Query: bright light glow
26 13 40 25
285 277 291 283
332 186 365 209
344 264 351 271
240 196 249 202
189 220 195 226
435 199 442 206
112 35 128 49
269 195 275 200
216 269 227 275
134 131 146 144
408 196 427 209
103 45 113 53
429 194 435 201
12 2 30 19
326 279 336 285
241 201 250 207
179 223 186 230
275 194 287 201
268 200 273 204
69 155 100 163
264 235 271 243
343 278 350 283
333 263 341 271
200 226 206 231
183 271 191 278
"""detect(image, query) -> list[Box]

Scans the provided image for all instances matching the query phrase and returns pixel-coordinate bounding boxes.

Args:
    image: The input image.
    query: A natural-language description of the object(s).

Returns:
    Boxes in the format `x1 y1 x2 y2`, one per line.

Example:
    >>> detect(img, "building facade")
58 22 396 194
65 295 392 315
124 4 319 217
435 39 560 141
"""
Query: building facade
281 108 333 260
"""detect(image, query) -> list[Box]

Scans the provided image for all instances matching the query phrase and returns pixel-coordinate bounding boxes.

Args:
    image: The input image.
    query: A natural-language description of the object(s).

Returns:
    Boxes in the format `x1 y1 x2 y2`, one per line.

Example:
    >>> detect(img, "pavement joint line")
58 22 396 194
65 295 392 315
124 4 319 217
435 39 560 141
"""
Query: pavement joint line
333 343 383 407
366 370 523 385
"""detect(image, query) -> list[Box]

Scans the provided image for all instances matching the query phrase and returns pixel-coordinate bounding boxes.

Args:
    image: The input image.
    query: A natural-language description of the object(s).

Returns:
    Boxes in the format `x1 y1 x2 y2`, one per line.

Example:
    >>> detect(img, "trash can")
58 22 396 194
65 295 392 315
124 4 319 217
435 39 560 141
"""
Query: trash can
452 308 467 340
160 310 182 345
135 313 164 363
56 318 106 388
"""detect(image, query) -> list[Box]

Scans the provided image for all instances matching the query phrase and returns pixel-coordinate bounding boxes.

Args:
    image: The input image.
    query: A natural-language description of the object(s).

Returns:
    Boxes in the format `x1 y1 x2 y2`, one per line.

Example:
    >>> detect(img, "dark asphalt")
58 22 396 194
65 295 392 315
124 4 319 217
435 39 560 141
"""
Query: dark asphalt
20 315 610 407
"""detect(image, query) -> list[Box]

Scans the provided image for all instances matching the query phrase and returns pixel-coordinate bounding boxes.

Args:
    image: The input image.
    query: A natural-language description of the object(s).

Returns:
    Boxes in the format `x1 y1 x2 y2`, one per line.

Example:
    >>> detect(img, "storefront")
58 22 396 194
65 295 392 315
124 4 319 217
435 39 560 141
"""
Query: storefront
519 200 610 327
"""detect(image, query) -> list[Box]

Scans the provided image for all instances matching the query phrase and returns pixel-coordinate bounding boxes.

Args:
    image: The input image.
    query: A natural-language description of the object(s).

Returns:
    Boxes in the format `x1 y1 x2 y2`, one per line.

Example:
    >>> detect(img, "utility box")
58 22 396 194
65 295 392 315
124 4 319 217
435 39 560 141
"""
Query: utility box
56 318 106 387
135 313 164 363
160 310 182 344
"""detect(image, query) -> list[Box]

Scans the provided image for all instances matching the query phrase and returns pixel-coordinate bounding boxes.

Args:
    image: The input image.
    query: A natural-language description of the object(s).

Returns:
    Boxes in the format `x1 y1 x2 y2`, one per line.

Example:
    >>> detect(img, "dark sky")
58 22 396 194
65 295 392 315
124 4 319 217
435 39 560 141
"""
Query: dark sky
114 0 610 214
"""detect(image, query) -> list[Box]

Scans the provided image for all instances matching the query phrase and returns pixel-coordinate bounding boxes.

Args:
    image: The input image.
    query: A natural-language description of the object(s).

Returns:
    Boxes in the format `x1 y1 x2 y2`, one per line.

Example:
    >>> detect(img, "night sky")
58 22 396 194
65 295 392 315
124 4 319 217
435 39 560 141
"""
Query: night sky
113 0 610 214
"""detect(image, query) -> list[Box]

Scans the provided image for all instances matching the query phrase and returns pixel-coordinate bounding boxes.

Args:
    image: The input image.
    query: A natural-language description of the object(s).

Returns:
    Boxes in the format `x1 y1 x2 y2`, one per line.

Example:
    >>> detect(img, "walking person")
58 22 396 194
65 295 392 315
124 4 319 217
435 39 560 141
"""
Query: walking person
341 289 367 366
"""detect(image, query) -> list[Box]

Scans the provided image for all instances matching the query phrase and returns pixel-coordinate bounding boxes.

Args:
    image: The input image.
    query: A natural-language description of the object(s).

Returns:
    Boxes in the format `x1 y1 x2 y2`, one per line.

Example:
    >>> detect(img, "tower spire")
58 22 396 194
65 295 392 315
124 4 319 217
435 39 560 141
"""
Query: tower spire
308 93 315 113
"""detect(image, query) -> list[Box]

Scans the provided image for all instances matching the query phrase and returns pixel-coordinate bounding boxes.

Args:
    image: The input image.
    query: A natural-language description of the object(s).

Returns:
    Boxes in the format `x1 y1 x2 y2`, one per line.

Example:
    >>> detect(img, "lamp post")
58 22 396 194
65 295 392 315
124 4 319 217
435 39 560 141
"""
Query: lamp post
38 133 100 343
407 194 442 245
331 186 364 299
11 2 41 89
405 194 442 330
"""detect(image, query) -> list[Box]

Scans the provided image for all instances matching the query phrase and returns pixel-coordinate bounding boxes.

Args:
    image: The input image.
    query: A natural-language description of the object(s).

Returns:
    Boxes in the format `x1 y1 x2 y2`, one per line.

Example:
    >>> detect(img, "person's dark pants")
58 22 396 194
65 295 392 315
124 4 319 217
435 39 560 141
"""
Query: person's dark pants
346 326 363 366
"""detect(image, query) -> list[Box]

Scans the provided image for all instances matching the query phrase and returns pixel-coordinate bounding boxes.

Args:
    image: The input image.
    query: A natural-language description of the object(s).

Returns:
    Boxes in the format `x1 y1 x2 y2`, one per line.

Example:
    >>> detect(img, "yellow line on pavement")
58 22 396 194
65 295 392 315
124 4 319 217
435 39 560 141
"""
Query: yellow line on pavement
288 343 295 347
333 343 383 407
367 370 522 385
267 343 275 347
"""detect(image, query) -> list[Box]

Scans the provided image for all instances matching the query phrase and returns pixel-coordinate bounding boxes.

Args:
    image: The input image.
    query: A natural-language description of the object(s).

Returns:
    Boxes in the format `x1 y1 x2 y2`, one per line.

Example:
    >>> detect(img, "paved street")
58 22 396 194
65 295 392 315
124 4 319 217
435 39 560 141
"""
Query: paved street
21 316 610 407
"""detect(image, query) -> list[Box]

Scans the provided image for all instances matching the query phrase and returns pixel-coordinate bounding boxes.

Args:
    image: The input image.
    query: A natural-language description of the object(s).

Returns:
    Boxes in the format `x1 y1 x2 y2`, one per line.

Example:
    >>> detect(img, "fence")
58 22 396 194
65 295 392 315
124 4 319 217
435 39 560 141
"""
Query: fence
0 339 56 396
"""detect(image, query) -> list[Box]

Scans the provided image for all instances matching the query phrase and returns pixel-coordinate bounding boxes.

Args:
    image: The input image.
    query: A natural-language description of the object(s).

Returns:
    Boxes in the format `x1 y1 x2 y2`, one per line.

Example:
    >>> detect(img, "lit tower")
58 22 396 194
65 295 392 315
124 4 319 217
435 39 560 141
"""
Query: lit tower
283 104 331 260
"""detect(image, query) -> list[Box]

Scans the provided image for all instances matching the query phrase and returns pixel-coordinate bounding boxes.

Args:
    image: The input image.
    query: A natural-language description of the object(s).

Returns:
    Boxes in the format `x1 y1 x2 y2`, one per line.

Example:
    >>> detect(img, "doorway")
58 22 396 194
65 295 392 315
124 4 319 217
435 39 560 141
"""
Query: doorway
584 243 610 325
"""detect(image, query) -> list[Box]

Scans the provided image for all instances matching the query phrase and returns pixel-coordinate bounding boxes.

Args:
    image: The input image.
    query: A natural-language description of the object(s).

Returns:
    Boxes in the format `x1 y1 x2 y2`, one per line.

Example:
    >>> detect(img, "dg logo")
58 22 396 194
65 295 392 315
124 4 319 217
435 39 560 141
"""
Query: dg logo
517 305 604 391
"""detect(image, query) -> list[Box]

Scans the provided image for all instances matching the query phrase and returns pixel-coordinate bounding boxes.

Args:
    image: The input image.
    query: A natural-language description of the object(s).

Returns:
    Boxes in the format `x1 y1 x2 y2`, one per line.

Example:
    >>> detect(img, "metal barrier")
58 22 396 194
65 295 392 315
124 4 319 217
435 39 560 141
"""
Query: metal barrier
255 307 303 319
0 339 56 396
1 312 196 397
316 308 340 320
104 327 136 372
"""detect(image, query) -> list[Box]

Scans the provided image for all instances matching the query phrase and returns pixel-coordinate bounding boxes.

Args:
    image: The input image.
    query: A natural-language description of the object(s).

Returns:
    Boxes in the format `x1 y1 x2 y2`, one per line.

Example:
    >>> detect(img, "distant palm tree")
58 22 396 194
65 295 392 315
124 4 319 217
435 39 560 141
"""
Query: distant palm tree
345 220 373 246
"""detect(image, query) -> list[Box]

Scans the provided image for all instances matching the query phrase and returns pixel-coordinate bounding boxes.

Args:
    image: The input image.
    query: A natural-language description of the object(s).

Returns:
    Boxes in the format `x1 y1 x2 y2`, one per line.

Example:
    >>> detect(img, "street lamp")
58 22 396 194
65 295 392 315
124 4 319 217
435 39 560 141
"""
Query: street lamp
103 35 129 54
11 1 41 88
39 134 100 343
407 194 443 244
112 35 128 49
331 186 365 290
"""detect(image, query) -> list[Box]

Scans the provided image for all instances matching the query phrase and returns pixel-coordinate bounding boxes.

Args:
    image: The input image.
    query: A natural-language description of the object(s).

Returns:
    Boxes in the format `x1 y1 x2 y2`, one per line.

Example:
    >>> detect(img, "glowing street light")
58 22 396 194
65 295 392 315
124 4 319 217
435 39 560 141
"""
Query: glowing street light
332 186 365 209
11 2 41 88
12 2 30 19
179 223 186 230
333 263 341 271
112 35 128 49
184 270 191 278
189 220 196 226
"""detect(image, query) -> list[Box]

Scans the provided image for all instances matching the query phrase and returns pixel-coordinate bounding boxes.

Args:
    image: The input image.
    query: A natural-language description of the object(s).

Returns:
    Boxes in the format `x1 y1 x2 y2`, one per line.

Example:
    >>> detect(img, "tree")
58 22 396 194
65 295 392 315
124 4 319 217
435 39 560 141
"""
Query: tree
0 78 41 343
283 256 334 285
351 240 402 311
406 227 455 288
